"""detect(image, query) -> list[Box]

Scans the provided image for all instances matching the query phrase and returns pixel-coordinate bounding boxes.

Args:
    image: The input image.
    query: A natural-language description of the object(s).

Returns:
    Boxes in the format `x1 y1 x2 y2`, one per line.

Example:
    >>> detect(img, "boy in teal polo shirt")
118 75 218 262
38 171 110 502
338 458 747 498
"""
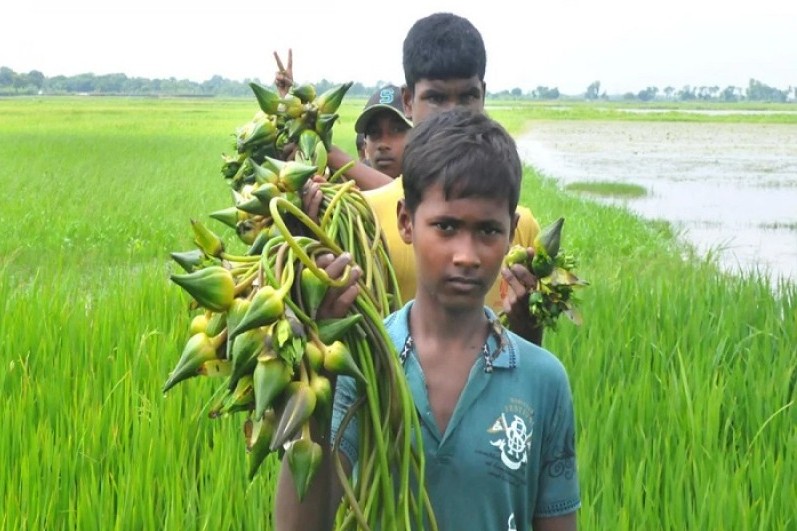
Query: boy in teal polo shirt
275 109 580 530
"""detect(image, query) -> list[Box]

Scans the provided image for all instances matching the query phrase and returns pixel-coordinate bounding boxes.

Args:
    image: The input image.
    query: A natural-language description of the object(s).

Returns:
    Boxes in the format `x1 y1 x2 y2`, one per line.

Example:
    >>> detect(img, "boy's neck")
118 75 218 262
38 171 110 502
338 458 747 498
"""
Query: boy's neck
408 295 489 343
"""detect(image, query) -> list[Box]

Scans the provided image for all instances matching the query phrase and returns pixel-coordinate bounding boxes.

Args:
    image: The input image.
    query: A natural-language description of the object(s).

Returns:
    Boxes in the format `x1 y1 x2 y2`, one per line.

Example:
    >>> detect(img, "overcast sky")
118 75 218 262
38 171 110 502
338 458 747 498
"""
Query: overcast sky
2 0 795 95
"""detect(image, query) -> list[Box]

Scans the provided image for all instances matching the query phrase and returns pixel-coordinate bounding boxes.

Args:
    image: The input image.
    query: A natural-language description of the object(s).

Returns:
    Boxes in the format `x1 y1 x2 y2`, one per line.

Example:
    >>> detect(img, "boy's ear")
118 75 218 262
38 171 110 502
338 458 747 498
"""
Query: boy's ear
401 85 413 122
397 199 413 244
507 212 519 249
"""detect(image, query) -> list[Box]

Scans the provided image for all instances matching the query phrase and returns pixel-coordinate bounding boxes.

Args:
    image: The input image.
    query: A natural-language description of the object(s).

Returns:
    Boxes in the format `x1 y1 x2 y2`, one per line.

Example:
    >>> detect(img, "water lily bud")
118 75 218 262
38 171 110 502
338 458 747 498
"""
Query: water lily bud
163 332 225 393
191 218 225 258
317 314 363 345
323 340 366 384
313 82 353 115
253 356 292 420
300 268 328 319
170 266 235 313
270 382 317 450
232 286 285 336
285 436 323 500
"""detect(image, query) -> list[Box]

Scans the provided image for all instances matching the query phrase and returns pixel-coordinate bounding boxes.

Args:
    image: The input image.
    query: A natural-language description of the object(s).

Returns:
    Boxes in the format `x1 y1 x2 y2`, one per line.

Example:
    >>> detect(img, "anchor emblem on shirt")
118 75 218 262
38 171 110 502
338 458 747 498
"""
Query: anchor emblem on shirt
489 413 532 471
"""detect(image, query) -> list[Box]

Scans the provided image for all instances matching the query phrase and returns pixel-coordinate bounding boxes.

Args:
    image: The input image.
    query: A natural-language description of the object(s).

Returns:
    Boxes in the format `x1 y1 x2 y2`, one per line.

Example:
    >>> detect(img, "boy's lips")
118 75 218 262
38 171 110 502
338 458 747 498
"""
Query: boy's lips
444 275 484 292
374 157 395 168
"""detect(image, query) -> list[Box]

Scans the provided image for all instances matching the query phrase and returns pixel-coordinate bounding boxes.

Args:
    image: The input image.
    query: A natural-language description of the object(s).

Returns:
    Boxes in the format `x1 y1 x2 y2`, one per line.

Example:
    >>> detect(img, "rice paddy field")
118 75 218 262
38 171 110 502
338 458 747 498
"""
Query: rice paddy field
1 96 795 530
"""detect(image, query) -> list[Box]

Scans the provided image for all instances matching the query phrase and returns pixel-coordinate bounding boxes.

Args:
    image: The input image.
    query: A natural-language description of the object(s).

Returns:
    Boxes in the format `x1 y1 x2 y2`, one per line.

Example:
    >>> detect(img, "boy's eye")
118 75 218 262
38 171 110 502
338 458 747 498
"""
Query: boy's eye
434 221 456 232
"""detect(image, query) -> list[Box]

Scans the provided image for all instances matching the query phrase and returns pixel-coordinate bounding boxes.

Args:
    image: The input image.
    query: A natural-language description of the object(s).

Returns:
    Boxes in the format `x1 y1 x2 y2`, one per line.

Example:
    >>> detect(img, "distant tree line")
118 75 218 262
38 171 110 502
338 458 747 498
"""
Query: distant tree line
579 79 795 103
0 66 793 103
0 67 383 99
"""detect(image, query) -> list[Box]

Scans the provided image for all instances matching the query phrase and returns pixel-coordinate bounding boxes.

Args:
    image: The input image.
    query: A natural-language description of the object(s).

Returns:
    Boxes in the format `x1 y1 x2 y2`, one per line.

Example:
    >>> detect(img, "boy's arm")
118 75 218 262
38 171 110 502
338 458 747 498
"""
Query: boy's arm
328 146 392 190
501 262 544 346
274 428 349 530
533 513 577 531
274 252 359 529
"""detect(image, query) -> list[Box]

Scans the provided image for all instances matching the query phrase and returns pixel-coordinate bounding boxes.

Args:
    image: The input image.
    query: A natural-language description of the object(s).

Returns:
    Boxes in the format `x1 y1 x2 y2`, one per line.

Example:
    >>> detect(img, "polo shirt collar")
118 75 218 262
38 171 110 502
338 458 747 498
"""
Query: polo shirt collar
385 301 518 371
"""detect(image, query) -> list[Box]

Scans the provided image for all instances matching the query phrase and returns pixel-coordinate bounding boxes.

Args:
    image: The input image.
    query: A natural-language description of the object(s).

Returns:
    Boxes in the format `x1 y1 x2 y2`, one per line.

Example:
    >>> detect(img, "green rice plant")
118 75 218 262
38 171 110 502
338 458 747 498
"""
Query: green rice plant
1 97 794 530
564 181 648 198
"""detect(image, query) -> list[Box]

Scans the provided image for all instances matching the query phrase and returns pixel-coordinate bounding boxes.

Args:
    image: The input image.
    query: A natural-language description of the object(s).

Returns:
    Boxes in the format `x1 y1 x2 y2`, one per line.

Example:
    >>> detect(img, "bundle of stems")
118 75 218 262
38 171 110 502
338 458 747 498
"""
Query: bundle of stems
163 80 434 529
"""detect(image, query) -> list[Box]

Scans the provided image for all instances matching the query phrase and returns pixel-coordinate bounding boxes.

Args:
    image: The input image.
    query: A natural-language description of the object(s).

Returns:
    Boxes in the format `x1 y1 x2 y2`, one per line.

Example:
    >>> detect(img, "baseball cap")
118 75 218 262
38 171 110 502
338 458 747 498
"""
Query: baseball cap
354 85 413 134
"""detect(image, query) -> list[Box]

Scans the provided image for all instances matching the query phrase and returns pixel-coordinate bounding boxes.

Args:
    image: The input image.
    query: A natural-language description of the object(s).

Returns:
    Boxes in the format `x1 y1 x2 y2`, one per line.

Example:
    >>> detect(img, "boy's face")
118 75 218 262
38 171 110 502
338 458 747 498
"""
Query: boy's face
402 76 485 125
364 111 410 178
397 183 517 313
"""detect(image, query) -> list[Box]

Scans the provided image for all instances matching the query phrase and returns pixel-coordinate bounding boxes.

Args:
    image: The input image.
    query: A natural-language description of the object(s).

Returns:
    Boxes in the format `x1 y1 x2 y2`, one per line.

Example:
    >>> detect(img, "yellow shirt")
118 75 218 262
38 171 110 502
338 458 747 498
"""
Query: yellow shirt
363 177 540 311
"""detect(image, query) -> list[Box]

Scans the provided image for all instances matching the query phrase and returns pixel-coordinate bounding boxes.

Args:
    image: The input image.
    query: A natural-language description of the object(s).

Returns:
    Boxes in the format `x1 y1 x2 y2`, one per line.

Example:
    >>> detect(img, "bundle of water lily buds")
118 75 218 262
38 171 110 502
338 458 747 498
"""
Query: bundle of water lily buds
502 217 589 330
164 81 435 529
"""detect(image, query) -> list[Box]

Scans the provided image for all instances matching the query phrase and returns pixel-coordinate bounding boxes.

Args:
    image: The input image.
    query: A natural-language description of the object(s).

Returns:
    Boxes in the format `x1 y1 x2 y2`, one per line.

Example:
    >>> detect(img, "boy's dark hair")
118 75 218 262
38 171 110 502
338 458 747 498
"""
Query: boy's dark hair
402 12 486 92
402 108 521 216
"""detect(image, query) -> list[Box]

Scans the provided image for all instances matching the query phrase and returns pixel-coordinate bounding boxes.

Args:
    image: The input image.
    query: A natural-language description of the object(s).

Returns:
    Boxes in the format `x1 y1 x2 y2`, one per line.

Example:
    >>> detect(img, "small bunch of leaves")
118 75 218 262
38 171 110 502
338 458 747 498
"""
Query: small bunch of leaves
501 217 589 330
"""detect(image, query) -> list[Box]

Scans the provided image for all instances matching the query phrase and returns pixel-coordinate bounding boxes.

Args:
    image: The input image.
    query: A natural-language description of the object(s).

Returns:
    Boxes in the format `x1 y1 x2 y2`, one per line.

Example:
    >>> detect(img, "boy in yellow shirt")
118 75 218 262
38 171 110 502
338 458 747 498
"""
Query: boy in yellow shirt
362 13 545 345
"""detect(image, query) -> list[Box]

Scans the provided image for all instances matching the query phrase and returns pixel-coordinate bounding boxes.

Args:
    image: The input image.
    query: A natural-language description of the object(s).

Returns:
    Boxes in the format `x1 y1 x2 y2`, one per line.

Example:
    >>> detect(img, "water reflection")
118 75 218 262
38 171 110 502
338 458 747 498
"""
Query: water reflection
516 121 797 285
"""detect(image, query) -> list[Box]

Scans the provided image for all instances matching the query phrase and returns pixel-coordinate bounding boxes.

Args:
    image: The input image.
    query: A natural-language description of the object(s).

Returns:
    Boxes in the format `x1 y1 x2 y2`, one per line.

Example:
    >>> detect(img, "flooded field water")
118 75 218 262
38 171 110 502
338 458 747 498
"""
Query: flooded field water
516 121 797 285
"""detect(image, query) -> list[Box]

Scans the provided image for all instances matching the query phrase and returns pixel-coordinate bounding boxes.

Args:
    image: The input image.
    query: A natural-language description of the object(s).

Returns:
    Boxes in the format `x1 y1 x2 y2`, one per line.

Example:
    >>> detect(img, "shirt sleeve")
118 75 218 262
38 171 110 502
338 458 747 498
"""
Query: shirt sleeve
534 366 581 518
514 206 541 248
330 375 360 466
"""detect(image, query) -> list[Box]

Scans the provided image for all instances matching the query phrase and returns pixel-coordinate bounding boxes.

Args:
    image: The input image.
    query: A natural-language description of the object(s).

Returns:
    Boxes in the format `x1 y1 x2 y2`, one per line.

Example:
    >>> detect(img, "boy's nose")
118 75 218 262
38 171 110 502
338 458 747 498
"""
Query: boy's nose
452 235 480 268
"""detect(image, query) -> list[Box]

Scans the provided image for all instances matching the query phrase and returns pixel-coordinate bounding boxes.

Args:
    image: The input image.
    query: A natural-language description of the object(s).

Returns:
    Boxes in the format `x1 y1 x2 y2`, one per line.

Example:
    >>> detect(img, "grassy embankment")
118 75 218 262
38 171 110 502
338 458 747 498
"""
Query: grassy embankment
1 97 794 530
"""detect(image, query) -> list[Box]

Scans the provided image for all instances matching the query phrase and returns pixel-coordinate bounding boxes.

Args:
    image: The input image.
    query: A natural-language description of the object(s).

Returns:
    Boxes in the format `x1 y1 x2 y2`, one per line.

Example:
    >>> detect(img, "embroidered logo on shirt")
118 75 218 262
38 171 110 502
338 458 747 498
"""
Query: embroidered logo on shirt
488 413 532 470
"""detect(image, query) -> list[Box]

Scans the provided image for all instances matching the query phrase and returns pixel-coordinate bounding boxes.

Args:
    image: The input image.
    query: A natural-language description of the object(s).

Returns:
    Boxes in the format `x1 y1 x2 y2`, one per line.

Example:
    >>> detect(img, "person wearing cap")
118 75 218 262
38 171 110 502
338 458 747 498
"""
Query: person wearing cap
354 85 413 179
355 132 367 163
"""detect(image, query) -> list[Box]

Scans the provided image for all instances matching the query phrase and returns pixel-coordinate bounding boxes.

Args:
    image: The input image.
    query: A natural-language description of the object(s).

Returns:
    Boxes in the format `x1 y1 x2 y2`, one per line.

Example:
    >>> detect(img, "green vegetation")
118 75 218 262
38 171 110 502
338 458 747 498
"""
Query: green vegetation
1 98 794 530
486 100 797 126
564 181 648 198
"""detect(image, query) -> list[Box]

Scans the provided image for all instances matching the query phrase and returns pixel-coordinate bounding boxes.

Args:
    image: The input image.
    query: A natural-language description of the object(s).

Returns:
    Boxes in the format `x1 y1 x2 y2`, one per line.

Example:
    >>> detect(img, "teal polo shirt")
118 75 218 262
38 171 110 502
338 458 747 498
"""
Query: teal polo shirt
331 302 581 530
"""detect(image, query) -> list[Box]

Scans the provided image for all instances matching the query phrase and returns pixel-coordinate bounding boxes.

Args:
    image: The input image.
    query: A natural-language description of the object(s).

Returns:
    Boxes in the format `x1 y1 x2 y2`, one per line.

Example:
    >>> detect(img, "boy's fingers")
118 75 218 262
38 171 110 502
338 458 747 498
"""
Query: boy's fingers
308 189 323 222
322 253 352 280
317 263 361 320
315 253 334 269
327 283 359 316
501 267 525 296
274 51 285 72
301 180 323 222
508 264 537 291
286 48 292 71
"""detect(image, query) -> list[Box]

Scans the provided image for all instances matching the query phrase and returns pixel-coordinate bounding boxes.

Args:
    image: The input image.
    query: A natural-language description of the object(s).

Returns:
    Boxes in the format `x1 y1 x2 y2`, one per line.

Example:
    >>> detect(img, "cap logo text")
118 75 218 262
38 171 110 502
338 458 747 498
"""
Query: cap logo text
379 88 395 104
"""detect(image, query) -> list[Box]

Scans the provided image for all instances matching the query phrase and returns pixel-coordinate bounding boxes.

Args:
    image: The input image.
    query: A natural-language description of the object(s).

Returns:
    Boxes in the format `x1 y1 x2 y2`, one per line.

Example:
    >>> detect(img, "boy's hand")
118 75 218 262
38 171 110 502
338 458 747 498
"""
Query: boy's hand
301 175 327 223
315 252 360 320
273 49 293 97
501 247 544 345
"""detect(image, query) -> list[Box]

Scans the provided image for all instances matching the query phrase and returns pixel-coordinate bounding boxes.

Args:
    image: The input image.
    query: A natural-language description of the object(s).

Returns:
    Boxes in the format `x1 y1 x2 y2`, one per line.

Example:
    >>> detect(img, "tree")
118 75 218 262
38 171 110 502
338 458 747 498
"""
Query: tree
532 86 559 100
663 86 674 100
12 72 28 93
510 87 522 98
637 86 658 102
721 85 739 102
0 66 14 88
585 81 601 100
678 85 696 101
27 70 45 91
747 78 787 102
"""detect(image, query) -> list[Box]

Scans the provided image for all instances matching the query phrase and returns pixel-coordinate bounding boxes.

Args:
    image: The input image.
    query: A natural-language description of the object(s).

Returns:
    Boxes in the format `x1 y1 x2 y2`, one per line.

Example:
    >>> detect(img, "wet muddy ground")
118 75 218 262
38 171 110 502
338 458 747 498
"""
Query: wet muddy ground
516 121 797 285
